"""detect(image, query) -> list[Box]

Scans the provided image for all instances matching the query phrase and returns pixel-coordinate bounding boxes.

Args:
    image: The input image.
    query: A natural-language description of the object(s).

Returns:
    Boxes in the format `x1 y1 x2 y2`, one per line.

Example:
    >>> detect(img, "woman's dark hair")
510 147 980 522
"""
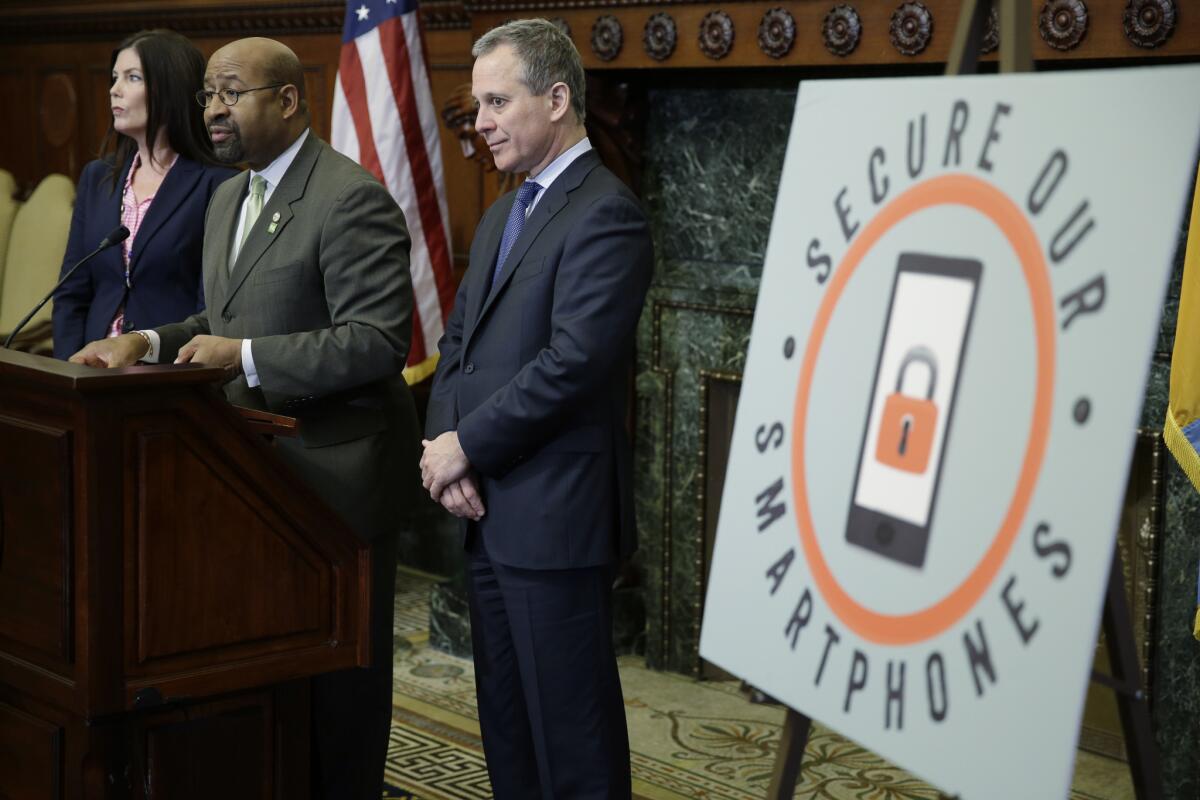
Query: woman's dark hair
101 29 219 191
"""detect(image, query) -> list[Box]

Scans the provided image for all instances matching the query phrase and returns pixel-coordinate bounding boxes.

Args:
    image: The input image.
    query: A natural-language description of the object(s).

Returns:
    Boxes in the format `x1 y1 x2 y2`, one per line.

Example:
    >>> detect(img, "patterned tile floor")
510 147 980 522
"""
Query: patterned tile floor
385 570 1135 799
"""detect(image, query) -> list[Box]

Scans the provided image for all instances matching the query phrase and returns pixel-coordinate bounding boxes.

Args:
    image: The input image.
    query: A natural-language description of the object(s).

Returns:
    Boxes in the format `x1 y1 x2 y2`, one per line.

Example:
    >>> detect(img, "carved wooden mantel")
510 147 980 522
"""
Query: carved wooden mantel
463 0 1198 68
0 0 1194 60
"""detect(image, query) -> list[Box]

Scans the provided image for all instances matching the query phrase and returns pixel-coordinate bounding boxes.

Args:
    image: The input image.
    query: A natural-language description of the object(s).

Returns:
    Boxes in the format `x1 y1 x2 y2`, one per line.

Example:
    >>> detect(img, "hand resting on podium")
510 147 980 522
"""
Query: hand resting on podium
70 332 243 380
69 332 149 368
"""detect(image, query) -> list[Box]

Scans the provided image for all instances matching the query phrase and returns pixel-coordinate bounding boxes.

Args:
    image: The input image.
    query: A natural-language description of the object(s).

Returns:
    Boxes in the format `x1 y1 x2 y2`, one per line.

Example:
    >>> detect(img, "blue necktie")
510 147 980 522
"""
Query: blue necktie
492 180 542 288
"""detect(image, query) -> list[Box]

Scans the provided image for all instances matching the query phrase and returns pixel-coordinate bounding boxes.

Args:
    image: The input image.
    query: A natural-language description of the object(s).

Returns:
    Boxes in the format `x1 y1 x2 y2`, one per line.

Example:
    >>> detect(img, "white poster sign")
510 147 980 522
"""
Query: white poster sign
700 66 1200 799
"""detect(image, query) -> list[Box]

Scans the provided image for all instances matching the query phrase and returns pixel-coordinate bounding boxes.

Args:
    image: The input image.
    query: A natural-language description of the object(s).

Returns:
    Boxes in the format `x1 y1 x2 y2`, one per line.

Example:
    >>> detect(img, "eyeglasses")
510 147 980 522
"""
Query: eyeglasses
195 84 285 108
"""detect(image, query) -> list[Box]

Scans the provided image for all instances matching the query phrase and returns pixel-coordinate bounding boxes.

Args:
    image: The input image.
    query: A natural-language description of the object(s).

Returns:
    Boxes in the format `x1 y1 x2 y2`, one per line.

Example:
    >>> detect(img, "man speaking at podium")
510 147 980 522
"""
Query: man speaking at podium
70 37 417 800
420 19 653 798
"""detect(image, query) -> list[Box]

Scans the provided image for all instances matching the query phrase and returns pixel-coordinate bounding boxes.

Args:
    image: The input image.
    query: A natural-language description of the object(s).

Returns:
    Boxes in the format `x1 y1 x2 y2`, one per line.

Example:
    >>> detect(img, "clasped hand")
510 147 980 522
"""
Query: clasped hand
420 430 485 521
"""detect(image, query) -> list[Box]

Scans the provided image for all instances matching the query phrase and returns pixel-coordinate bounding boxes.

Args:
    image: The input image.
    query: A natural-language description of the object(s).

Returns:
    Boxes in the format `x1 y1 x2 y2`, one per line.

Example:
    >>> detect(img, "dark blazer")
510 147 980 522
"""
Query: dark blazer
155 134 419 543
426 149 653 570
51 154 237 359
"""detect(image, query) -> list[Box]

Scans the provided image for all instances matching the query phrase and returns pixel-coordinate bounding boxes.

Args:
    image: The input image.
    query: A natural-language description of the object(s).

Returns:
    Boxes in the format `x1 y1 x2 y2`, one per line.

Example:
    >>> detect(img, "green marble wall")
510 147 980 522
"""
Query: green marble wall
634 81 1200 797
1145 169 1200 800
636 85 794 674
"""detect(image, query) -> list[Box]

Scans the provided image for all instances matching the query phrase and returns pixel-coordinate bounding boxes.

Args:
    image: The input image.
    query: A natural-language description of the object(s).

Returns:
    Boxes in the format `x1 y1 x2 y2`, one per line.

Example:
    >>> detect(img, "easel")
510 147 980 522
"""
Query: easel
766 2 1164 797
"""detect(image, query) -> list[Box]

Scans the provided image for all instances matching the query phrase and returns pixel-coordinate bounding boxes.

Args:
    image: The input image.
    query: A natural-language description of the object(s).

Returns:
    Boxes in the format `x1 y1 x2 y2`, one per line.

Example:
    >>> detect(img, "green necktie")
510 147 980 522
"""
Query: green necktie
239 174 266 252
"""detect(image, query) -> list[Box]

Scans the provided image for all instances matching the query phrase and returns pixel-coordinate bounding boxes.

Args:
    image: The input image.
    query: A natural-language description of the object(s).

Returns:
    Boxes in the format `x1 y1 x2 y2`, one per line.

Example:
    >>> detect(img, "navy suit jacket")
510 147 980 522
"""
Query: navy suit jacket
52 154 237 359
426 149 653 570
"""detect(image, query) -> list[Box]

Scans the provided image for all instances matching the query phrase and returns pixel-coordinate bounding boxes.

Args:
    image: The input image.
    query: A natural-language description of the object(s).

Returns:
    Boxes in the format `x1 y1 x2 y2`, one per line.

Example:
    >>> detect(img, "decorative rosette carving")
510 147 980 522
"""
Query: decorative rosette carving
890 2 933 56
1123 0 1176 49
698 11 735 60
1039 0 1088 51
591 15 623 62
758 8 796 59
643 13 677 61
822 4 862 57
981 6 999 54
550 17 571 39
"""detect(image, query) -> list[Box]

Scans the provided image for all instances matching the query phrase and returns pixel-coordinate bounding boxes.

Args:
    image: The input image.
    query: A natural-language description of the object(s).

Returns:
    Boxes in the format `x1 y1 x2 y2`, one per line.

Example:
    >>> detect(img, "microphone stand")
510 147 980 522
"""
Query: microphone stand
3 226 129 350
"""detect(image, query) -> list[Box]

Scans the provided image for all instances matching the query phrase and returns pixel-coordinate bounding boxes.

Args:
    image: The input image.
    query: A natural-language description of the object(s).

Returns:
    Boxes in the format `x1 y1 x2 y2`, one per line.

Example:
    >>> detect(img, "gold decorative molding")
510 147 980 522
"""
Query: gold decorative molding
423 0 472 29
0 1 470 41
466 0 1200 69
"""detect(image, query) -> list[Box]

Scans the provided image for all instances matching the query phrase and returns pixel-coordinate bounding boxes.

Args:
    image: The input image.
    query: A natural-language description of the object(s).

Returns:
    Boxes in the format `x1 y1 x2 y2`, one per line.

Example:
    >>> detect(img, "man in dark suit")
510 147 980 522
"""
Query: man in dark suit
420 19 653 799
71 37 418 800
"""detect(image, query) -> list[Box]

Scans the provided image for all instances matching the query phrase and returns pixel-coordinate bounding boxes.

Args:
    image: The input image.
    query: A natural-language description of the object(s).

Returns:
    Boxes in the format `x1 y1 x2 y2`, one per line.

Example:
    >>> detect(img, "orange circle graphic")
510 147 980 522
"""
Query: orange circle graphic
790 174 1055 645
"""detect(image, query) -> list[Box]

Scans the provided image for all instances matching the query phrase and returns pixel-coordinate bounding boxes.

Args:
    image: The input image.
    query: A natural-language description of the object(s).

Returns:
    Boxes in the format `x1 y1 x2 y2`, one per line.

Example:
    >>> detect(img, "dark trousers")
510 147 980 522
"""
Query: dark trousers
466 532 631 800
311 529 397 800
276 434 402 800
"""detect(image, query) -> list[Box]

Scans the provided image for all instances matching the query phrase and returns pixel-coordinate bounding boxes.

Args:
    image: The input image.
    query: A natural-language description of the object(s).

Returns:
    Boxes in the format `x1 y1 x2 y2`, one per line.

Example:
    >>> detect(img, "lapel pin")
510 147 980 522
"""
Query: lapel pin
267 213 280 235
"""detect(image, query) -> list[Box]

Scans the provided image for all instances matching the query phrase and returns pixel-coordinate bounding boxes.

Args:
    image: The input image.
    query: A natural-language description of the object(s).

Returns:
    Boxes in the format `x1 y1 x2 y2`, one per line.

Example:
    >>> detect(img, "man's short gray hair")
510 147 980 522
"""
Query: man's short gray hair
473 19 586 124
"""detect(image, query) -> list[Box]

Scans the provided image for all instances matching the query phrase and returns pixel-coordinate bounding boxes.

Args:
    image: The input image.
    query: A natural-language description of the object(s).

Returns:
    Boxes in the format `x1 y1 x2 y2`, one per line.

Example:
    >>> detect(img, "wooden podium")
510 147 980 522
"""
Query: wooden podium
0 349 372 799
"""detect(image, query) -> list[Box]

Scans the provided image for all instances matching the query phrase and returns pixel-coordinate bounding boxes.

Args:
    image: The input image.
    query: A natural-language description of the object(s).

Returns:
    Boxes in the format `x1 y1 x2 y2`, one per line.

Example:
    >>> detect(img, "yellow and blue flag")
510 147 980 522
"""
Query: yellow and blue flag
1163 161 1200 640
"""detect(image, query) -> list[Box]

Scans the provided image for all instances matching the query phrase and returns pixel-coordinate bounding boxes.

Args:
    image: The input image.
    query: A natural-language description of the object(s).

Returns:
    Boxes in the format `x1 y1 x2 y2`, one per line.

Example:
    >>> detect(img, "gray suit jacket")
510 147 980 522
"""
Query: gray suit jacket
157 134 419 540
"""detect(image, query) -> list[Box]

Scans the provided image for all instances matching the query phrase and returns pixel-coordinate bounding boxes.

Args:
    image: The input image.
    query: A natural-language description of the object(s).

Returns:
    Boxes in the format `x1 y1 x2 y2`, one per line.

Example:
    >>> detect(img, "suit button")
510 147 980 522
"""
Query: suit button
222 311 232 323
464 362 475 374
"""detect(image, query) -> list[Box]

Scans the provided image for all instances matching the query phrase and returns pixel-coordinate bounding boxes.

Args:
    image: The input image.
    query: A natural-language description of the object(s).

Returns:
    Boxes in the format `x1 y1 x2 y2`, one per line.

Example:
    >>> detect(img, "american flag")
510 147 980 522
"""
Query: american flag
331 0 454 384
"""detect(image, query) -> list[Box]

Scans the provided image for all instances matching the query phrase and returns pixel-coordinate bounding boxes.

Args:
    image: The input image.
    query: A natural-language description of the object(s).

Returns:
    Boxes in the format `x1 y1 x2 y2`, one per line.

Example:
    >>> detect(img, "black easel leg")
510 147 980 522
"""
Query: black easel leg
767 708 811 799
1101 548 1164 800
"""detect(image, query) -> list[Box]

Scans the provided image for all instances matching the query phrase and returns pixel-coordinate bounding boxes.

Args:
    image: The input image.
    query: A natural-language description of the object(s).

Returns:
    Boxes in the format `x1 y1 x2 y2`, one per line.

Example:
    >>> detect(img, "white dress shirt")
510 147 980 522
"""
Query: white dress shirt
524 136 592 217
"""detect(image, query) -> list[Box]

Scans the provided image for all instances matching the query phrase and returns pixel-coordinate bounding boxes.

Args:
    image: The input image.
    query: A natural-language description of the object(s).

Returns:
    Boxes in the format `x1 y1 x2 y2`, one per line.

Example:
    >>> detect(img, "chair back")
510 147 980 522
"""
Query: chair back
0 174 75 342
0 169 22 299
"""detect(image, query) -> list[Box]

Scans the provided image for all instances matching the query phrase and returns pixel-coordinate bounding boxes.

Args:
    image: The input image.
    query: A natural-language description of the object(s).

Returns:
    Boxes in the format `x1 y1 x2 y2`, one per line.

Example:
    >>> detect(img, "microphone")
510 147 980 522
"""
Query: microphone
3 225 130 349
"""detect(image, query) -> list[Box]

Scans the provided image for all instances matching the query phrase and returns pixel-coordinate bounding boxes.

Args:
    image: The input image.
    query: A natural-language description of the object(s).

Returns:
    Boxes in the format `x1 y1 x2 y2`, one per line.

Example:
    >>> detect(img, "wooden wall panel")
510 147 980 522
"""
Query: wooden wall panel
0 10 491 281
35 68 81 180
143 692 274 800
0 416 73 674
426 27 478 274
130 426 327 666
0 67 35 190
0 701 62 800
85 64 115 164
1 42 132 188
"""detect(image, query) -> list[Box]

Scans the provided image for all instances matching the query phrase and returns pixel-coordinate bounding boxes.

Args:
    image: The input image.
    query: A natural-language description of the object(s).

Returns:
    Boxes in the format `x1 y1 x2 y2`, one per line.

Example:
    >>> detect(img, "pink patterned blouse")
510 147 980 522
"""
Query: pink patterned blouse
107 152 176 337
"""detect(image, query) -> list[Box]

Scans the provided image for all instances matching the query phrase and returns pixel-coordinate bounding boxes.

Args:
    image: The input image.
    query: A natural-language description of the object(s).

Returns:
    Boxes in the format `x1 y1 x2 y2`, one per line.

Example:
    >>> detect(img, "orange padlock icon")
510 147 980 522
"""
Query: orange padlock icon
875 346 938 474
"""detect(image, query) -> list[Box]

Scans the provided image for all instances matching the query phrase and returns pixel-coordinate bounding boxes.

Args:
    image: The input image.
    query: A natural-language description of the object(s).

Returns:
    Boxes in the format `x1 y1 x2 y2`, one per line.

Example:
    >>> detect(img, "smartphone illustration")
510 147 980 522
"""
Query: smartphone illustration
844 252 982 569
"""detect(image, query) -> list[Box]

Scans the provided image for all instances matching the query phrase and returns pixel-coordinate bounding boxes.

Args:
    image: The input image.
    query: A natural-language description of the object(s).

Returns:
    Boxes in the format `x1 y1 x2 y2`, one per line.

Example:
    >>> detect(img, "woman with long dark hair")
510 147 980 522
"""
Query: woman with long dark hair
53 29 237 359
